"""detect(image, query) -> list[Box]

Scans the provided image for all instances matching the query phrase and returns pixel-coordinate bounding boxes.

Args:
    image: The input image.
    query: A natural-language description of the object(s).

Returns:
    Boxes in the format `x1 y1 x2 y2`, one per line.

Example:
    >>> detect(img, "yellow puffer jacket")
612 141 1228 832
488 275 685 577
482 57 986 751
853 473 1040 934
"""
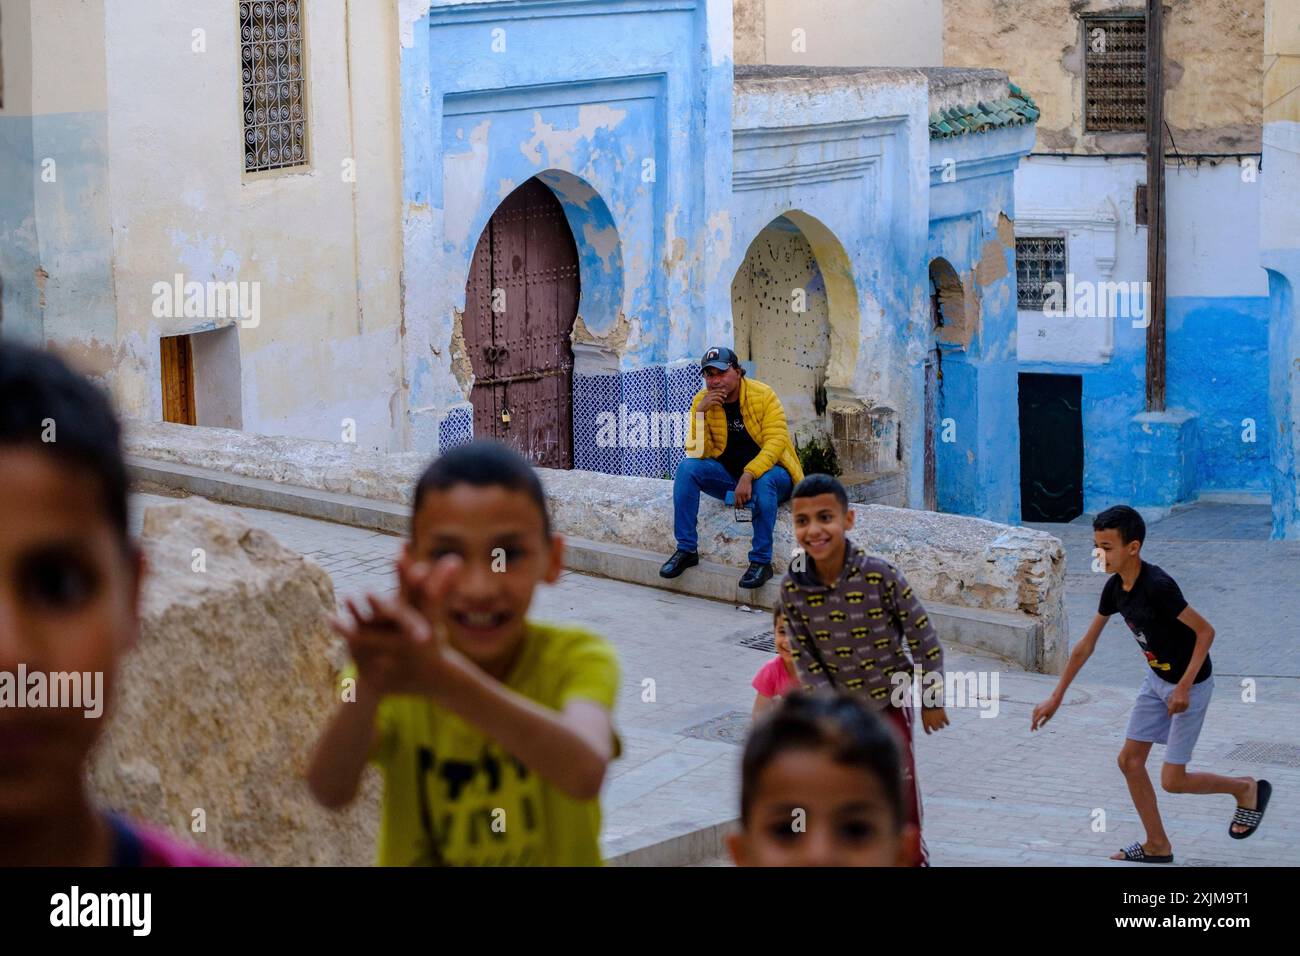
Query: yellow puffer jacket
685 376 805 483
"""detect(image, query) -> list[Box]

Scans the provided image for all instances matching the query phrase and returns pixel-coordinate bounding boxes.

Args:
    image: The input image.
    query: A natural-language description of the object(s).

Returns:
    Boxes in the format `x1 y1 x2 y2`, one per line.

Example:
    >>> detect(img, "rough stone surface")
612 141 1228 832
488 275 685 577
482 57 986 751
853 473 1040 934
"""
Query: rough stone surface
127 421 426 505
90 496 380 865
944 0 1264 154
125 421 1067 650
918 66 1010 115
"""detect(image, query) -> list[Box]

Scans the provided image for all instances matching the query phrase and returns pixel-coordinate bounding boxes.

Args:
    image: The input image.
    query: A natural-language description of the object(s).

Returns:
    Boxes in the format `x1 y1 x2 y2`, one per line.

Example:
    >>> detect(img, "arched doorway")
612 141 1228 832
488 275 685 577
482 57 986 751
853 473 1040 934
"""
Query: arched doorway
731 215 832 440
463 178 579 468
925 259 965 511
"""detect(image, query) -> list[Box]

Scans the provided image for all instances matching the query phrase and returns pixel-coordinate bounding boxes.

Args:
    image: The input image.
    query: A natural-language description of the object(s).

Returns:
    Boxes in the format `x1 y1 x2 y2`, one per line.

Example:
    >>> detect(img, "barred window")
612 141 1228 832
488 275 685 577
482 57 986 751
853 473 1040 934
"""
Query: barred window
1083 15 1146 133
240 1 308 173
1016 237 1068 311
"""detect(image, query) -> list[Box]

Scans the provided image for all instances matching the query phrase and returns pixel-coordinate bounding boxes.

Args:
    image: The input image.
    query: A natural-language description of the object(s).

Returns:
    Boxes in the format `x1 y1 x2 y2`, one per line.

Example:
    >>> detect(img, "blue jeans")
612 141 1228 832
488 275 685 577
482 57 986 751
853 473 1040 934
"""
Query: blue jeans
672 457 793 565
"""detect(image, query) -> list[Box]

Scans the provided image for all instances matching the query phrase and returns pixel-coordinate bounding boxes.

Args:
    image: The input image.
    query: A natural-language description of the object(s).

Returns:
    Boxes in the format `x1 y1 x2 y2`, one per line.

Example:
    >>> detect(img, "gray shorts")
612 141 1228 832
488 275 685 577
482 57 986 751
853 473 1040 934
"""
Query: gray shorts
1124 672 1214 766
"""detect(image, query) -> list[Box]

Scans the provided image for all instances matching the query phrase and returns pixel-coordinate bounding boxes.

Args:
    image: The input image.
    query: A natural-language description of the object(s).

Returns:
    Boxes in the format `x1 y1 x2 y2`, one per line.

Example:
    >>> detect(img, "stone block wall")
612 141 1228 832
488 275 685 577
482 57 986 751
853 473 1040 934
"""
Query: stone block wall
831 402 900 477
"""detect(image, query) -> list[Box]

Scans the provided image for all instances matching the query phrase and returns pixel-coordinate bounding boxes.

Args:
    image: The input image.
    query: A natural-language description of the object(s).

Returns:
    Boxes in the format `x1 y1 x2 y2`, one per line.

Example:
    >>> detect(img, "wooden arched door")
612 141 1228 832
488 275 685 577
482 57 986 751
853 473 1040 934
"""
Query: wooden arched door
463 178 578 469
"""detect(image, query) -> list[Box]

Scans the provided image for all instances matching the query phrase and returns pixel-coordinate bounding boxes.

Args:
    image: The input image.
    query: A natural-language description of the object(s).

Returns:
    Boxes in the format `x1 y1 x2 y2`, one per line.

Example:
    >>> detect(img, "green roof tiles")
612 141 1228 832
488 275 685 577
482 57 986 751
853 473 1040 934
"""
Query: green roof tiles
929 83 1040 139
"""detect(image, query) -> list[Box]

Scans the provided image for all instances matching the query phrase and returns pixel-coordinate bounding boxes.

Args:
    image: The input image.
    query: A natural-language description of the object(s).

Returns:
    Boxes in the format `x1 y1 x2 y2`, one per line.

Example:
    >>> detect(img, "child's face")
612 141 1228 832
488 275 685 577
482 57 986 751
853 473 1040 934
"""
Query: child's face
729 747 917 867
774 614 793 665
0 448 141 820
792 493 855 564
409 483 562 672
1093 528 1139 574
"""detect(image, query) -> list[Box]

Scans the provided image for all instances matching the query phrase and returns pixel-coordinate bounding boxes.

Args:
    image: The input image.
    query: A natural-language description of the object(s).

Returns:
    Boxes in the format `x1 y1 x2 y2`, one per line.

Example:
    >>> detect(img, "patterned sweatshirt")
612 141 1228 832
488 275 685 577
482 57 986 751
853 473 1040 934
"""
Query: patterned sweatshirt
779 539 945 710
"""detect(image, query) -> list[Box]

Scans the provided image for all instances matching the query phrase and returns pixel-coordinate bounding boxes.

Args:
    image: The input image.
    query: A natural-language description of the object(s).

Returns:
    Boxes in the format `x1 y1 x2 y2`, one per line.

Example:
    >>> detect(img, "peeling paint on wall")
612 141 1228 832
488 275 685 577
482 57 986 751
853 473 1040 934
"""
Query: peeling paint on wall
571 311 632 355
447 309 473 397
520 105 629 171
975 236 1009 286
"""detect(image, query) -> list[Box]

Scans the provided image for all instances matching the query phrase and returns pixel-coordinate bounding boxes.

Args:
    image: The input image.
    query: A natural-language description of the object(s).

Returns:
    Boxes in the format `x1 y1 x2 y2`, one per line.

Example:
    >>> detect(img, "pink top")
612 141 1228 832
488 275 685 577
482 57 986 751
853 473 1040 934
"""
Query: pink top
115 817 242 867
752 656 799 699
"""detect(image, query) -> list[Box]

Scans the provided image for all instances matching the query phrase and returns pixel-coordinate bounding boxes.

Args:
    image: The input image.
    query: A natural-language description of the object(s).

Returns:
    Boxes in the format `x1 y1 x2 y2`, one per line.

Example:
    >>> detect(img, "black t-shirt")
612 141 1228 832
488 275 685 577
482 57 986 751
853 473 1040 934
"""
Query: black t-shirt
715 400 761 480
1098 562 1211 684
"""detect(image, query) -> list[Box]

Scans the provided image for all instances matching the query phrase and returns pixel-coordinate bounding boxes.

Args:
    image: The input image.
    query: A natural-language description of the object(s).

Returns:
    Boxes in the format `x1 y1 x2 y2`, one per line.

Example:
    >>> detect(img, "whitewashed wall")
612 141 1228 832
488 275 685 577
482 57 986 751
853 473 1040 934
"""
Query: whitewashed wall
100 0 406 450
760 0 943 67
1014 157 1267 364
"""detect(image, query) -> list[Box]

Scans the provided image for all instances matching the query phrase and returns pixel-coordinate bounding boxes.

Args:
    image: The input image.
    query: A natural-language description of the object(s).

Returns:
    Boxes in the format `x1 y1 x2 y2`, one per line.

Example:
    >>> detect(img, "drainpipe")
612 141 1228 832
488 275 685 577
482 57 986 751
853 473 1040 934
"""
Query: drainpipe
1144 0 1167 412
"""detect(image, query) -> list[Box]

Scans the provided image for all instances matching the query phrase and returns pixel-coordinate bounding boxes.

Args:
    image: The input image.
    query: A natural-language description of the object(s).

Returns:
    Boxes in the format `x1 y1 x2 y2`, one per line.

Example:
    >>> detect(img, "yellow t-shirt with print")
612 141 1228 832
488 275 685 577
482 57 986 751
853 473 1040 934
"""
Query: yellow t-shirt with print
369 621 619 867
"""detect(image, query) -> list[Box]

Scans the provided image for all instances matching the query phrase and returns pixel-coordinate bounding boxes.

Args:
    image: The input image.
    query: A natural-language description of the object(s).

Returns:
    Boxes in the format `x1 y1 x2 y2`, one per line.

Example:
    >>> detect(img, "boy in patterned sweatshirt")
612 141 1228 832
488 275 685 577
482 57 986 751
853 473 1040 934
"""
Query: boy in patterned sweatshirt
778 474 948 865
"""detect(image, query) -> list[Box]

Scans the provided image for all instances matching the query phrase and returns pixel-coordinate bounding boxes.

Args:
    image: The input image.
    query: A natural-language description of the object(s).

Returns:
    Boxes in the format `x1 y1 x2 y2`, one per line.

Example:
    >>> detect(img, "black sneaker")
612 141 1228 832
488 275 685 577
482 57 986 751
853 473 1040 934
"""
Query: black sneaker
739 562 773 589
659 549 699 579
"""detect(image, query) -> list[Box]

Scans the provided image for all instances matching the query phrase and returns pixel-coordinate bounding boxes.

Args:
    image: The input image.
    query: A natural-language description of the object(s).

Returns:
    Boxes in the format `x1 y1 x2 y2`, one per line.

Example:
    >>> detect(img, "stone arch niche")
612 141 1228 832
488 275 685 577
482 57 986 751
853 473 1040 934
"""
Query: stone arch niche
730 211 859 443
925 259 962 511
929 257 974 347
927 257 977 513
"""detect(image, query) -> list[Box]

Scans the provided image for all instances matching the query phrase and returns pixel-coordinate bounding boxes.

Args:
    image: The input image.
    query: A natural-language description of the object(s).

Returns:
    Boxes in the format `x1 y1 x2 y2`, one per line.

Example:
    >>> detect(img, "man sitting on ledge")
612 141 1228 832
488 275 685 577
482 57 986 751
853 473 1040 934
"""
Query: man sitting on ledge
660 346 805 590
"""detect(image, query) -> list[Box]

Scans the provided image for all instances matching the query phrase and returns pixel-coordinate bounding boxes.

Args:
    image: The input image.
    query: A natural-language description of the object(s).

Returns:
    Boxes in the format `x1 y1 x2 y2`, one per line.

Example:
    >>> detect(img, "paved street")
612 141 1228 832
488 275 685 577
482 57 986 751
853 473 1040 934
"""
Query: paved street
130 493 1300 866
1026 504 1300 683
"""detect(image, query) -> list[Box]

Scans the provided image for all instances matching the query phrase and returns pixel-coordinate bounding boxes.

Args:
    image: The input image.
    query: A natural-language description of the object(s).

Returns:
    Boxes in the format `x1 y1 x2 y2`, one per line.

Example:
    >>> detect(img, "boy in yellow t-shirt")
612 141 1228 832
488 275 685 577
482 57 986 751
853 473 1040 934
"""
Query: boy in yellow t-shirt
308 441 620 866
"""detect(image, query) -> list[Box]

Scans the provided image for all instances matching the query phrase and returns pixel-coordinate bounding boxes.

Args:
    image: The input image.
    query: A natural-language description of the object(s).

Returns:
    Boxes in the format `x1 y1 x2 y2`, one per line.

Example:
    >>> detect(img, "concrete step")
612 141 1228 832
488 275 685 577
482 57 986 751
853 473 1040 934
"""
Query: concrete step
605 818 738 867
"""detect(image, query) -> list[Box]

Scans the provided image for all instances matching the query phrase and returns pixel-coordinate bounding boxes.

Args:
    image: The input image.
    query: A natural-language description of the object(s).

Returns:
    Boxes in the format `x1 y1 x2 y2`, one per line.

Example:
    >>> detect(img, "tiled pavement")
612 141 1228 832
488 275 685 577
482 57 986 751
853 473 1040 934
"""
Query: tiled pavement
131 494 1300 866
1026 503 1300 684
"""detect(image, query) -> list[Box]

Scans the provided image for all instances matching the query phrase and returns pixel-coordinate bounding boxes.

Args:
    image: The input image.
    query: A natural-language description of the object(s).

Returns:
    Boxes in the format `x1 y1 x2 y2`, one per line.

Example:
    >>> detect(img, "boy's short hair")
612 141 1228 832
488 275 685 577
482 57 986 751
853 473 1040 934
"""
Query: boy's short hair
0 341 129 545
413 440 552 538
740 691 905 828
1093 505 1145 546
792 473 849 513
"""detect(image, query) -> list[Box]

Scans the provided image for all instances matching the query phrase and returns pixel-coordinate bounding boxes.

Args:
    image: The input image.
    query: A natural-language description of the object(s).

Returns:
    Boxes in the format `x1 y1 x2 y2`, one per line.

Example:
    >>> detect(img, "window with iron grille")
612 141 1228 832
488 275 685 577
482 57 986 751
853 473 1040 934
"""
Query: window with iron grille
1016 237 1067 311
1083 15 1146 133
240 1 308 173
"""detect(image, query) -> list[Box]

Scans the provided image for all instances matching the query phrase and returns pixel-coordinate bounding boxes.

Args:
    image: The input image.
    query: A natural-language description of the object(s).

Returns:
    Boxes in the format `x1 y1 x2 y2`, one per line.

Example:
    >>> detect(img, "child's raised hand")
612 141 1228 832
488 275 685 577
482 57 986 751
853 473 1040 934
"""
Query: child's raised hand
397 551 462 641
329 554 466 698
329 594 432 694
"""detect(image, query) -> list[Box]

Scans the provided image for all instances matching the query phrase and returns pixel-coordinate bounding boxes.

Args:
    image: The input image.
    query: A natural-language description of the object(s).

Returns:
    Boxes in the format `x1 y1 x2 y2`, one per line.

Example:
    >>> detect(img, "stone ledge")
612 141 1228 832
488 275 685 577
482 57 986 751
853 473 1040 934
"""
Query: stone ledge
124 421 1069 673
129 455 411 534
566 535 1042 670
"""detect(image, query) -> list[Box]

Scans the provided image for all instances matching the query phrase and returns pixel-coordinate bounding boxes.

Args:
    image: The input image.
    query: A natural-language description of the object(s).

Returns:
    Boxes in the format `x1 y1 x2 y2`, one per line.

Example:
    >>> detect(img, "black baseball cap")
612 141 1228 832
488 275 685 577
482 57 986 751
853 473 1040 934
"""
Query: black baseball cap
700 346 739 371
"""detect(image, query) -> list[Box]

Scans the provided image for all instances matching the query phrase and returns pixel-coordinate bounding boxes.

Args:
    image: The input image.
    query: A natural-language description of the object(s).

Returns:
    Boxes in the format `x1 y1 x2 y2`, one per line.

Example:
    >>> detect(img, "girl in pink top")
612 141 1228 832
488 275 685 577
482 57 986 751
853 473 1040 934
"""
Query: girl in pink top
751 605 800 719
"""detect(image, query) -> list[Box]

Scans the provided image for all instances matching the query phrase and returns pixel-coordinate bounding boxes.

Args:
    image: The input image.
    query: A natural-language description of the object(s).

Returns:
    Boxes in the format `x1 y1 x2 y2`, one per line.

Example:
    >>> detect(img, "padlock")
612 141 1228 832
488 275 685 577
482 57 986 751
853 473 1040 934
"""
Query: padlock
501 408 512 424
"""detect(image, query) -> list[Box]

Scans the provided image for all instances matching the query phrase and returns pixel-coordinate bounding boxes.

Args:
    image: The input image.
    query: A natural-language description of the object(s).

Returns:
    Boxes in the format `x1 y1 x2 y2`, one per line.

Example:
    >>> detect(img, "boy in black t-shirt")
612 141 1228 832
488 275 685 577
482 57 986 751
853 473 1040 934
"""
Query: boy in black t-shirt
1031 506 1272 862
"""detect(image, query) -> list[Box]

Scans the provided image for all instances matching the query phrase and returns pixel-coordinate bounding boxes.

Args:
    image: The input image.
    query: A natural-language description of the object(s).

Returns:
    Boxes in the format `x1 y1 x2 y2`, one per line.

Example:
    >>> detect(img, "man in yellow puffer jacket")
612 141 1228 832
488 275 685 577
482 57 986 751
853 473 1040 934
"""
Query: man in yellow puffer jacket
660 346 805 589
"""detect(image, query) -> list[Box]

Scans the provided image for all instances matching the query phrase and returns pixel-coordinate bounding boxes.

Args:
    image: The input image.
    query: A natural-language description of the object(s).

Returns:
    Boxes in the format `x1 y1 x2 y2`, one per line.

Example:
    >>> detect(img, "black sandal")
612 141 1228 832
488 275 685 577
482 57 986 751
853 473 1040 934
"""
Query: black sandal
1117 841 1173 863
1230 779 1272 840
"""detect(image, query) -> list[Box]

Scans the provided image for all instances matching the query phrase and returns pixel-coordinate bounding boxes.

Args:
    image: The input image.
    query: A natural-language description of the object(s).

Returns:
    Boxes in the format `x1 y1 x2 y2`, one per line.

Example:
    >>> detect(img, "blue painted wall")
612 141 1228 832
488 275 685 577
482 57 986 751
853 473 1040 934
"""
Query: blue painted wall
0 115 42 343
1020 295 1271 512
399 4 1037 525
29 112 117 351
1167 296 1272 492
400 0 731 456
1 109 116 355
1266 267 1298 538
927 123 1033 524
